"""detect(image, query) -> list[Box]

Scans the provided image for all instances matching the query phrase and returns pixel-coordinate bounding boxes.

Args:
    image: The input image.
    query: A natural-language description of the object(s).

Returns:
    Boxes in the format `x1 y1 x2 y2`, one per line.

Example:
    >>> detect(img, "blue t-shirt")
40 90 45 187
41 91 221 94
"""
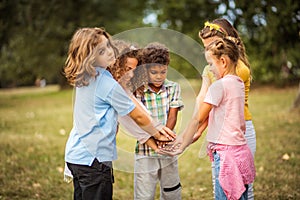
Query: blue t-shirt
65 67 135 166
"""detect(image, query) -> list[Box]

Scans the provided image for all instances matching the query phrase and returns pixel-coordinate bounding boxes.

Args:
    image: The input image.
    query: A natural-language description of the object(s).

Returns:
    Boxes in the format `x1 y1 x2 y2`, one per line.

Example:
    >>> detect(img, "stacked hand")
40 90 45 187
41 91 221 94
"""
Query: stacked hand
153 126 176 142
156 135 184 156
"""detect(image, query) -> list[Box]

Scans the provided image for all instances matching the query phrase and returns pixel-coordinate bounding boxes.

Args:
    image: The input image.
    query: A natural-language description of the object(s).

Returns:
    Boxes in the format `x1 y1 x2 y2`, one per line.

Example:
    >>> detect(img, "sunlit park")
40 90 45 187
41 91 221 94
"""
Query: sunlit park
1 1 300 200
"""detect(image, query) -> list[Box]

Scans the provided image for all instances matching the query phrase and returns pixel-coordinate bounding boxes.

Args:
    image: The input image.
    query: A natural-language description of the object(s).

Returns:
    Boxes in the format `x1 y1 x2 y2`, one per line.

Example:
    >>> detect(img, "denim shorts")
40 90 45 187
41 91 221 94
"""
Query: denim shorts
213 152 248 200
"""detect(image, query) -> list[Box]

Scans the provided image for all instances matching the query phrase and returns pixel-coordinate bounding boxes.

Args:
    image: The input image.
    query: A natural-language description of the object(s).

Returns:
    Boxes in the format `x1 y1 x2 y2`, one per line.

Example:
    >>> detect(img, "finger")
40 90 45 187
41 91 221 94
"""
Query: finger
155 134 172 142
157 149 176 156
160 127 176 139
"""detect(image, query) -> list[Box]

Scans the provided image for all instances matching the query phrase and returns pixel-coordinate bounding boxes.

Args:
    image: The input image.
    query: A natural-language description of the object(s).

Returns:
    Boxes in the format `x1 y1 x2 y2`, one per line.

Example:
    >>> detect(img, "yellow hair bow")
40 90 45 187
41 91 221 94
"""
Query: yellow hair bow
204 21 226 35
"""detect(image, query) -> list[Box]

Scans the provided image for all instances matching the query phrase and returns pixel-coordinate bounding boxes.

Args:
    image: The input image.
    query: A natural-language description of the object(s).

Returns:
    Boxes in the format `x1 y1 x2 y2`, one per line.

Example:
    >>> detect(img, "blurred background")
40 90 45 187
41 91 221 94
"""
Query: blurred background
0 0 299 88
0 1 299 199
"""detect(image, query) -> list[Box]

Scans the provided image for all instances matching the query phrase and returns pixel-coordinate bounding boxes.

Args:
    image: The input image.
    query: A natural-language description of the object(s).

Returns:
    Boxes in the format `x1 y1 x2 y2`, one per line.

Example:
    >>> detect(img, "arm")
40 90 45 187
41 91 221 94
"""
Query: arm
166 107 179 130
129 96 176 141
192 118 208 143
145 137 159 152
194 75 211 116
181 103 212 148
158 103 212 156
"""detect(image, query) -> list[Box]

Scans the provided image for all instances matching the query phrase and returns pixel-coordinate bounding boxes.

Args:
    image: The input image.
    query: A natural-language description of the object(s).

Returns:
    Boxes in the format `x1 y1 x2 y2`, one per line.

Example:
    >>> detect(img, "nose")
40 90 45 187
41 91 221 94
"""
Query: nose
155 73 162 80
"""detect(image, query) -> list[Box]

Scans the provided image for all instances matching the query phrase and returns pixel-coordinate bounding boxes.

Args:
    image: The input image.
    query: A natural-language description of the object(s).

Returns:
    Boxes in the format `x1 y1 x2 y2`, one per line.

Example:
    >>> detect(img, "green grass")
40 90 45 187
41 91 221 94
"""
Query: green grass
0 83 299 199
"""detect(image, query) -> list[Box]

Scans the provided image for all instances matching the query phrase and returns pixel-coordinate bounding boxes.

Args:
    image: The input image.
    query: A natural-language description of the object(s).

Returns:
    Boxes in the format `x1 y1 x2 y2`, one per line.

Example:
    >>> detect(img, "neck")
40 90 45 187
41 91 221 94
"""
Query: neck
225 65 237 76
148 83 162 93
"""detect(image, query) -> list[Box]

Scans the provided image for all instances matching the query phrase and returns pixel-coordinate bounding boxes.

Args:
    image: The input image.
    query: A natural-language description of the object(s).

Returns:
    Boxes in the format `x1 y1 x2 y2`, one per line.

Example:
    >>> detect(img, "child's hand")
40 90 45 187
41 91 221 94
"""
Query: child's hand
163 135 183 151
158 126 176 141
153 132 172 142
155 140 170 149
156 136 184 156
157 145 183 156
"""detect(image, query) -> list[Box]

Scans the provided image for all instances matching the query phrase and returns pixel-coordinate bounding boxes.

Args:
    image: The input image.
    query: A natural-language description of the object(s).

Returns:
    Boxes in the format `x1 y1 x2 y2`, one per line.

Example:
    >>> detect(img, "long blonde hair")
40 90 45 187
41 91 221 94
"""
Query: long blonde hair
199 18 250 69
64 27 116 87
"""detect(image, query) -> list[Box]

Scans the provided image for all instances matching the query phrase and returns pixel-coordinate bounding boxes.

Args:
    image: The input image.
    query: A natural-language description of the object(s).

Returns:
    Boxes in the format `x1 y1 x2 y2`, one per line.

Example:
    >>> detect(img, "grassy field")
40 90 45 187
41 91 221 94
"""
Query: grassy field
0 83 299 200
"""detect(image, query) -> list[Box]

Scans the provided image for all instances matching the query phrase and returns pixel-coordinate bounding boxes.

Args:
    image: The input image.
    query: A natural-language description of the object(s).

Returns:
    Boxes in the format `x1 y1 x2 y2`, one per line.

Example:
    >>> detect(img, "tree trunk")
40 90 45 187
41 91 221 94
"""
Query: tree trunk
292 81 300 109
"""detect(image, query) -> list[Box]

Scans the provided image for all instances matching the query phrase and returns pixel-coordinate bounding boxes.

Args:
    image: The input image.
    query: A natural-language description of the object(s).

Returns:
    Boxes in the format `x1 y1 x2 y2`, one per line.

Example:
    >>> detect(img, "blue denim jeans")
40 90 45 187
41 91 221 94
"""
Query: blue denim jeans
67 159 114 200
214 152 248 200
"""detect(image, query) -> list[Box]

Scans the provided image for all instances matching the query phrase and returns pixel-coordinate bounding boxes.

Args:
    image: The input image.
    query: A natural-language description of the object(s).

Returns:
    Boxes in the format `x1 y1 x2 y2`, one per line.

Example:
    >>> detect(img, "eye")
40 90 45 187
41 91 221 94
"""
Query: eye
99 49 105 55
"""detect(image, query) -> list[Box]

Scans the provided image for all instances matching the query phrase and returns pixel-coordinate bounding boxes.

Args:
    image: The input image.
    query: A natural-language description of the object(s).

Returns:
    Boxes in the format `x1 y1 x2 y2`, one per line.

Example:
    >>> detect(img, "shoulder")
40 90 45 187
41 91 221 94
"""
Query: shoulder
223 75 243 85
96 68 119 93
164 79 180 88
98 69 117 84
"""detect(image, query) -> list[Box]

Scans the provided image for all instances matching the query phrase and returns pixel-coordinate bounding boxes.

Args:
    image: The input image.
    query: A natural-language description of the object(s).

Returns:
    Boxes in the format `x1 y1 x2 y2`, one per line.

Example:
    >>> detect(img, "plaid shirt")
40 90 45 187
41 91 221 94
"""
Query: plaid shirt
135 79 184 156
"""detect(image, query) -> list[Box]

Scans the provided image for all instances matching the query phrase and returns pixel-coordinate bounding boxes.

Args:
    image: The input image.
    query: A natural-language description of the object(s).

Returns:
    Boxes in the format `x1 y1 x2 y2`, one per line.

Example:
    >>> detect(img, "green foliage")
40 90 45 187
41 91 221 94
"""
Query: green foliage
0 0 299 87
231 0 300 84
0 0 147 88
150 0 300 84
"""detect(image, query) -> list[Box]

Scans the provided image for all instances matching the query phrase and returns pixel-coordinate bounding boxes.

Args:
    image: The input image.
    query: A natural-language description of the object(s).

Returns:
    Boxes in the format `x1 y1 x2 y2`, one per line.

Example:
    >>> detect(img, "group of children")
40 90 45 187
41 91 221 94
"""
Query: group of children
63 18 256 200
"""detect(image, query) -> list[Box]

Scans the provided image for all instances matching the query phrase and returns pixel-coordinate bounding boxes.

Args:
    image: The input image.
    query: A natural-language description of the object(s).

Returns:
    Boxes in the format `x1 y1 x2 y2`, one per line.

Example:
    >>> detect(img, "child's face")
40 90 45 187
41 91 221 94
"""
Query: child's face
147 65 167 88
94 36 115 68
205 51 224 79
122 57 138 83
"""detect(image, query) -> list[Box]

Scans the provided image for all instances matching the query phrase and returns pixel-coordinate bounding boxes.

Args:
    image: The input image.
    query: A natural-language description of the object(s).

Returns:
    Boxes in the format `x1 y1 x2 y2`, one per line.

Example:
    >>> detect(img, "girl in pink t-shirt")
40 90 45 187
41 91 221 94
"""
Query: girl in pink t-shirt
159 37 255 200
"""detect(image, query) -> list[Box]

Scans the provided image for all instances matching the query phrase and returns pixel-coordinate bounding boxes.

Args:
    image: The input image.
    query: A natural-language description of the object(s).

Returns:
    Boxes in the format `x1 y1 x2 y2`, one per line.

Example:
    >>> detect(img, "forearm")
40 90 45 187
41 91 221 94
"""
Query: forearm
145 137 158 151
166 116 177 131
118 116 151 144
192 118 208 143
128 100 158 136
180 118 200 150
166 107 179 130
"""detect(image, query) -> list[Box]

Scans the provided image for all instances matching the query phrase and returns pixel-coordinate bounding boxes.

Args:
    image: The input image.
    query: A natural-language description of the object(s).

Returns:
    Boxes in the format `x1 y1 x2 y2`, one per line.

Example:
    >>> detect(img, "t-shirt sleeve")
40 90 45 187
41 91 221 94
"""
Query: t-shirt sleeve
169 82 184 110
204 81 224 106
108 83 136 116
97 71 135 116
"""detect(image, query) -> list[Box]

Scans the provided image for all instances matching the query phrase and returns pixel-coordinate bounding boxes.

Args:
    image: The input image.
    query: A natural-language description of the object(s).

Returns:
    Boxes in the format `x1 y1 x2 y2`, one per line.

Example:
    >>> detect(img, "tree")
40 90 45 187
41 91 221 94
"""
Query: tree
0 0 147 88
224 0 300 84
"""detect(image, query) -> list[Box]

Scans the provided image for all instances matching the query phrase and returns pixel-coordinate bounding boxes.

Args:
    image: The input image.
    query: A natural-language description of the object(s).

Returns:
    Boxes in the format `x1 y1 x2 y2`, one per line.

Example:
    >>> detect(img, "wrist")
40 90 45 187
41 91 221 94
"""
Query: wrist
152 132 160 140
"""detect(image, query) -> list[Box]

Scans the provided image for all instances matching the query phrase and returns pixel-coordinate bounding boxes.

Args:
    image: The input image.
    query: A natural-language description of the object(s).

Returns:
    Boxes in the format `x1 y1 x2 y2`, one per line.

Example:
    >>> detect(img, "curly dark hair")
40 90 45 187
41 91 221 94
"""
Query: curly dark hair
108 40 141 81
141 42 170 66
132 42 170 95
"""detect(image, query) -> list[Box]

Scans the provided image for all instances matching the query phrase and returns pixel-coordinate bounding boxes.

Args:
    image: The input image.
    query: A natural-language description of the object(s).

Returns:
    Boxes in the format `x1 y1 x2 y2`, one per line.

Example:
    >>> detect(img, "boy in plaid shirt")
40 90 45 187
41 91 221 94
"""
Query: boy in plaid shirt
134 42 184 200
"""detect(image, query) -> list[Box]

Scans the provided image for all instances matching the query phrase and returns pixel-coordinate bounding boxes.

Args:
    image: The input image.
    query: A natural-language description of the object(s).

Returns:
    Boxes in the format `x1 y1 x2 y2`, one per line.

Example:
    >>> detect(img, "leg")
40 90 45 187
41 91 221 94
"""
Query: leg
239 185 248 200
67 160 113 200
213 152 227 200
159 157 182 200
245 120 256 200
134 157 159 200
72 176 83 200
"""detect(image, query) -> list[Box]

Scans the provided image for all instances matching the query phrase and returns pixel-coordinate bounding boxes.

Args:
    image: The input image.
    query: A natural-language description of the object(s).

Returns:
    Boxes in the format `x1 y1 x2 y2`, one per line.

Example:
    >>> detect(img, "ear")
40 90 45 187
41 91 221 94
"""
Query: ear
220 56 227 69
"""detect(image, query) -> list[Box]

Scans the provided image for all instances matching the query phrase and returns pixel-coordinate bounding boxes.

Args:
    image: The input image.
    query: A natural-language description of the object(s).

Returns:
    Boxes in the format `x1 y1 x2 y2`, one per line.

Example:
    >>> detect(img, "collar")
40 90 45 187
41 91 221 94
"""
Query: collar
144 79 172 93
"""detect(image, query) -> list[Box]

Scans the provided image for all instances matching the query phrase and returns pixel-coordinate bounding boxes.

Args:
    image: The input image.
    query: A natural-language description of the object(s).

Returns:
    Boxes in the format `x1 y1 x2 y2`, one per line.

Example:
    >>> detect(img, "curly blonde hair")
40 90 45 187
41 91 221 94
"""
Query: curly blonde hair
64 27 117 87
